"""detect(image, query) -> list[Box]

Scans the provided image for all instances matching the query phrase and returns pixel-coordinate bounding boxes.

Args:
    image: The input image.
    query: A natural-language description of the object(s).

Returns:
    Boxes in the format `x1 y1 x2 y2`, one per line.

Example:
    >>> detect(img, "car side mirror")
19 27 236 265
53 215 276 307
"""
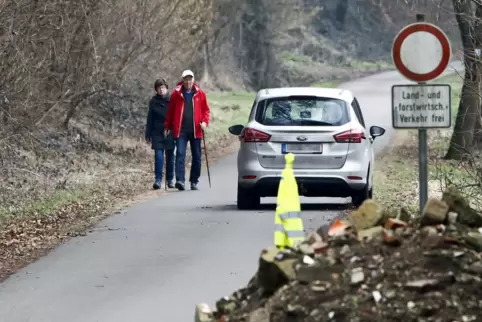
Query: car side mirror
228 124 244 136
369 126 385 140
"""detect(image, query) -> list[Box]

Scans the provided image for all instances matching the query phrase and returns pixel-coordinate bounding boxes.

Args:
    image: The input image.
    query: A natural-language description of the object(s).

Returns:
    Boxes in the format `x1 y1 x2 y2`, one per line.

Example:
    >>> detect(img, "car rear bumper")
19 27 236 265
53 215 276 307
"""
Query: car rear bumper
238 162 367 197
241 176 366 197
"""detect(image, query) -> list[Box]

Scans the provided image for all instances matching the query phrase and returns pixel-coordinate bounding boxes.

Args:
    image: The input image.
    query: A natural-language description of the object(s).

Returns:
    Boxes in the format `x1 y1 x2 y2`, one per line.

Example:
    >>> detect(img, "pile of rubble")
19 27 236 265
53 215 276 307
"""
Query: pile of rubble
195 186 482 322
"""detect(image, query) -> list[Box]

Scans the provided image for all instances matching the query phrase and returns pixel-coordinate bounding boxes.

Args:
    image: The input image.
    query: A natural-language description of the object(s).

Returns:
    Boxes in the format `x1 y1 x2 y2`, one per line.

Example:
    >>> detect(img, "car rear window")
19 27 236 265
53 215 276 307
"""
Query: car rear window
254 96 349 126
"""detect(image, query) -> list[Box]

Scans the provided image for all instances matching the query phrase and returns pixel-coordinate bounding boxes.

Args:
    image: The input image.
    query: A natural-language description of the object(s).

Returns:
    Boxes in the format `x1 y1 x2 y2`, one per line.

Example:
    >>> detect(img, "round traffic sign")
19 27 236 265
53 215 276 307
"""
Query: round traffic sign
392 22 451 82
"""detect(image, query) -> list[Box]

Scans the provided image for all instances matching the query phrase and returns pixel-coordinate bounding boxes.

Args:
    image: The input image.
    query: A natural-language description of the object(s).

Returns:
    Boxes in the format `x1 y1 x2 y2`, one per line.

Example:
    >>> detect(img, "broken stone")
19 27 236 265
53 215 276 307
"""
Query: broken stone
305 231 323 244
421 226 443 248
310 280 331 292
443 186 482 227
350 267 364 284
312 241 329 256
328 219 351 237
257 247 297 293
216 297 238 315
357 226 383 242
316 224 330 240
325 248 337 265
194 303 215 322
385 289 396 299
447 211 458 224
435 224 446 233
421 226 438 237
407 301 416 310
398 207 412 222
384 218 408 230
372 290 382 303
404 275 455 293
464 232 482 252
383 229 401 246
349 200 384 231
380 208 397 225
339 244 350 255
394 227 405 237
454 251 465 258
465 261 482 275
296 262 338 284
299 243 314 256
421 198 449 226
286 303 307 316
302 255 315 265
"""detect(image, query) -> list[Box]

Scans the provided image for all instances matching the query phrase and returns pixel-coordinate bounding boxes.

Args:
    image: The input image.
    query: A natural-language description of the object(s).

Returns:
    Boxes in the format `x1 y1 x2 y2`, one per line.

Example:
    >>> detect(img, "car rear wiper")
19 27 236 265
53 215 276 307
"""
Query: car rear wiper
300 120 333 126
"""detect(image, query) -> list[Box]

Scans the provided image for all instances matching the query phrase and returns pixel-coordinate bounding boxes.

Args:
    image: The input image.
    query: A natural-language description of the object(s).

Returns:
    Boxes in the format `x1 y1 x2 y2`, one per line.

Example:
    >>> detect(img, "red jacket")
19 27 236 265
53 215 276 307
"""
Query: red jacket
164 82 210 139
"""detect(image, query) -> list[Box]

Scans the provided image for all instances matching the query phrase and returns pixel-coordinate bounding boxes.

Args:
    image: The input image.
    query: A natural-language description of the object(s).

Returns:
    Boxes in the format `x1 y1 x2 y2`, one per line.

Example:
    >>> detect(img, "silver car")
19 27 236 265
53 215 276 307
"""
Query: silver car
228 87 385 210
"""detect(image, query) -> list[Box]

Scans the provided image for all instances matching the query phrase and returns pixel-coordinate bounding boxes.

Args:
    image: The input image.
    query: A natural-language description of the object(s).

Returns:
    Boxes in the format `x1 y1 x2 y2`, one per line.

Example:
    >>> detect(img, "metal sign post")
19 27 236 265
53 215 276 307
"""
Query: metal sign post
391 14 452 214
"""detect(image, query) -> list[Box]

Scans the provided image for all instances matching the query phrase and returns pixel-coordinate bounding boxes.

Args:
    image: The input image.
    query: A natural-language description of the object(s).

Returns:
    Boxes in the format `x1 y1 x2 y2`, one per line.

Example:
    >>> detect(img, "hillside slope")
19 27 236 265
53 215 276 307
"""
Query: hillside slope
201 0 459 90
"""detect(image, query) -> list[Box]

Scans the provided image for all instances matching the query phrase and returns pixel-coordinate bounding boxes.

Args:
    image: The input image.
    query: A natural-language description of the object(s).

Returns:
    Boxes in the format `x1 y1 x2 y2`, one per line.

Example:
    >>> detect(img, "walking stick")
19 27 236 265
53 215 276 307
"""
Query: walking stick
165 149 168 190
202 130 211 188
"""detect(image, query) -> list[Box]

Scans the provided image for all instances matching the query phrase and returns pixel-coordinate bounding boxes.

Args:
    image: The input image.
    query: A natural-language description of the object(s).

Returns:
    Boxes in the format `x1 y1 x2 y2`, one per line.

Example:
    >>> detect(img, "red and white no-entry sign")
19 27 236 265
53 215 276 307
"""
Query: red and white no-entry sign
392 22 451 82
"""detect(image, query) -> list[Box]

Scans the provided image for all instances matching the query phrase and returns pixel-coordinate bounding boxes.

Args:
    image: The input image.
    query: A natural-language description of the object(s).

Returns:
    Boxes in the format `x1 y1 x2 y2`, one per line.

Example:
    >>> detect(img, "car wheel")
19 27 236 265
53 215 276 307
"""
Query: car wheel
352 185 369 208
237 184 260 210
352 167 370 207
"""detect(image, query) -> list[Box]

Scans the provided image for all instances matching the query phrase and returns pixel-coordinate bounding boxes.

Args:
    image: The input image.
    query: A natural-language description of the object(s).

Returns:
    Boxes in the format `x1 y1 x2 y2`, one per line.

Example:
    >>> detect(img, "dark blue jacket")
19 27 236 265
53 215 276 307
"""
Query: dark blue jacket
145 93 174 150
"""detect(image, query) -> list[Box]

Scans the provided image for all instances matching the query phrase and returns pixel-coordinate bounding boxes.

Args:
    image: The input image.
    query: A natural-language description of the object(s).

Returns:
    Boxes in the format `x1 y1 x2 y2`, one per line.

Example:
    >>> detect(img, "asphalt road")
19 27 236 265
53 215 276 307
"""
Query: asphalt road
0 63 463 322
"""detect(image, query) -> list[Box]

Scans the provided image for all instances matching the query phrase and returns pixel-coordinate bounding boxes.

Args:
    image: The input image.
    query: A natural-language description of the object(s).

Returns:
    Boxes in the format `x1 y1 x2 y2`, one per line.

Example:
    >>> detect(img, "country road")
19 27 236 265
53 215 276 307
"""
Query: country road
0 63 463 322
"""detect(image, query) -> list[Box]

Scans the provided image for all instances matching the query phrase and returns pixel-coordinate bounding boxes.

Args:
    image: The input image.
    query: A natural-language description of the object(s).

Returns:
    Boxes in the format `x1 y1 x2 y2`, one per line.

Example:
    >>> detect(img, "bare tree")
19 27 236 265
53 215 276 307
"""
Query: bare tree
0 0 213 134
445 0 480 160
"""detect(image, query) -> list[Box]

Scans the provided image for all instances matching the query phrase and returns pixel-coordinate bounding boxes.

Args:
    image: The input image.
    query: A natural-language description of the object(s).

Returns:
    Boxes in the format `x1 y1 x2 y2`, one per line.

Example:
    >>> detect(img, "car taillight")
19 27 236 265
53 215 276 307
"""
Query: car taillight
334 129 365 143
243 128 271 142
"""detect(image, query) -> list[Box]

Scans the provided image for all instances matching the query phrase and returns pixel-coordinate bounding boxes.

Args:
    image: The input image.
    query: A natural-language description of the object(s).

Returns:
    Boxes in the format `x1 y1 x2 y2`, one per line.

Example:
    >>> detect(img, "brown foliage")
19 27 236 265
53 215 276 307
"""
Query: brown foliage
0 0 212 133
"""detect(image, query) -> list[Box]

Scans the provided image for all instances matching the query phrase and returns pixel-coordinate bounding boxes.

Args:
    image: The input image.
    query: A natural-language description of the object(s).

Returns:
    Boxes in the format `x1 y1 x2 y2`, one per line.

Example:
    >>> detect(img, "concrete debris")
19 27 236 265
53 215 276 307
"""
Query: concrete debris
196 186 482 322
421 198 449 226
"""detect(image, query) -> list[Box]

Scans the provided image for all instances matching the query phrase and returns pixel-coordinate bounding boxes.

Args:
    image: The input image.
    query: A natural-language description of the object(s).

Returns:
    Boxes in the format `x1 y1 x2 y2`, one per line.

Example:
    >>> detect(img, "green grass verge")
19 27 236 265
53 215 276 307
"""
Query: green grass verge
205 91 256 144
311 80 341 88
347 60 393 70
0 189 89 224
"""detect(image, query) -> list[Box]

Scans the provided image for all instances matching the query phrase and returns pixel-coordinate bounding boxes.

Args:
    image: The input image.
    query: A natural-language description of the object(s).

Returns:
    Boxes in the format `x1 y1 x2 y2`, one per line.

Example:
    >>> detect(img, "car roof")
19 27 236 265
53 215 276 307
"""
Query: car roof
256 87 354 103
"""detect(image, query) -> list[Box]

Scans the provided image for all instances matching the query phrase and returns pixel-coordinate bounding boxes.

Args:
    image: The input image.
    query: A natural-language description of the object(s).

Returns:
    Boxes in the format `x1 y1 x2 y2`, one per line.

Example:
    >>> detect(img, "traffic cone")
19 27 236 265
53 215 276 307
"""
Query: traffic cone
274 153 305 249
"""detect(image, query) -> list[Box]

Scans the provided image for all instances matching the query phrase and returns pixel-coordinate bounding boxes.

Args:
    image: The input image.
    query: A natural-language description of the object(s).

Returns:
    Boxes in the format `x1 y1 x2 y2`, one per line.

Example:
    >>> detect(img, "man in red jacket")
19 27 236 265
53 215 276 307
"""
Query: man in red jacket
164 70 210 191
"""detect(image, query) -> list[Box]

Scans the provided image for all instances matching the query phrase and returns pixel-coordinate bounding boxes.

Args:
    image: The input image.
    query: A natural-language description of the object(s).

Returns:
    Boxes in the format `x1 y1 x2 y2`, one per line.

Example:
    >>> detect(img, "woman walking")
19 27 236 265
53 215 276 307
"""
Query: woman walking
145 79 175 189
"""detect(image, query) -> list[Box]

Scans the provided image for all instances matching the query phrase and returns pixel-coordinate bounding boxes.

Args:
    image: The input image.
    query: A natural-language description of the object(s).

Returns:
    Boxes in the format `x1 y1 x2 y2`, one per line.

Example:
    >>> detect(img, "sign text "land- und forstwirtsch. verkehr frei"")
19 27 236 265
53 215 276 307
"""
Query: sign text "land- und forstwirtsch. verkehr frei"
392 84 451 129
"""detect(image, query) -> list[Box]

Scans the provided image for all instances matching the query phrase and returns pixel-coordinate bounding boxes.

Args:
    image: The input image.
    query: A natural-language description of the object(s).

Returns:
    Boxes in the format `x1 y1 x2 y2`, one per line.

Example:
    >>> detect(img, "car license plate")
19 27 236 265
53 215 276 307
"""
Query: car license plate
282 143 322 154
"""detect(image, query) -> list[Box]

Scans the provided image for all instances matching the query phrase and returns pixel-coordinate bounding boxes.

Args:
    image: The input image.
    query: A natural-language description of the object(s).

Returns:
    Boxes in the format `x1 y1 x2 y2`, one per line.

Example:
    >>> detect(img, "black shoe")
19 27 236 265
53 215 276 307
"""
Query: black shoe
153 181 161 190
167 181 175 189
191 183 199 190
175 182 185 191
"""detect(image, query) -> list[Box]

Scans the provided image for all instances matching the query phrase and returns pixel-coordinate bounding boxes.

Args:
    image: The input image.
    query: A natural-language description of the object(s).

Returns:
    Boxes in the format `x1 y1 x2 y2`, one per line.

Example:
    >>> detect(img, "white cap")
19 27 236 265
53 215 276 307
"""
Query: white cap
181 69 194 78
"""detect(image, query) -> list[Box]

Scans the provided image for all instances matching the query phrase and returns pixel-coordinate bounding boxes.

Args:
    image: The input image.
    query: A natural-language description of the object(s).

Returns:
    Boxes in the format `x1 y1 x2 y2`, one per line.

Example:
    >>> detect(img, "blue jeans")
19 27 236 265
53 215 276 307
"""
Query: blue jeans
175 131 202 184
154 148 175 183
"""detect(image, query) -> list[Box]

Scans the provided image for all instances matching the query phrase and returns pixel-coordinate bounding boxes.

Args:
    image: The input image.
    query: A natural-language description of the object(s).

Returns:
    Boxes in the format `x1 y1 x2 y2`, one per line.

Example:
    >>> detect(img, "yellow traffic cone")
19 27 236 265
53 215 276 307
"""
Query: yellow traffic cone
274 153 305 249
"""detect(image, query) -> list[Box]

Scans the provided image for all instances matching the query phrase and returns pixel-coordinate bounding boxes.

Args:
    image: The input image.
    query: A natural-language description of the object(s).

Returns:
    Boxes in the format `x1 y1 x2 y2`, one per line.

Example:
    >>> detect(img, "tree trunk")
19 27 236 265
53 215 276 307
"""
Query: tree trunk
200 40 211 86
472 2 482 148
334 0 349 29
445 0 480 160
